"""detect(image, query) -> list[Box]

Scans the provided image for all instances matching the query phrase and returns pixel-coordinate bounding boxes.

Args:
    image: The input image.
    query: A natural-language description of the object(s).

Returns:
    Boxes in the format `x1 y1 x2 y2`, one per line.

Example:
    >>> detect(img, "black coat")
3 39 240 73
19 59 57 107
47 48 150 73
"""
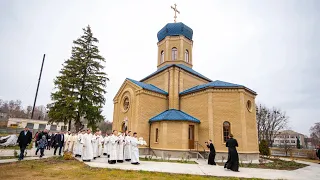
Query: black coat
54 134 65 147
316 148 320 158
207 143 216 154
37 131 48 141
225 138 239 171
207 143 216 165
17 130 32 147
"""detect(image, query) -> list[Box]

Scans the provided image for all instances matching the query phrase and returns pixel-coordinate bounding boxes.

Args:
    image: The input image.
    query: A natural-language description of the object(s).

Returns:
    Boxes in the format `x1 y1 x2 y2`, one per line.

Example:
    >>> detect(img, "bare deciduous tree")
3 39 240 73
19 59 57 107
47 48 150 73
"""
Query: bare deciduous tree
98 120 113 134
310 122 320 147
278 131 294 156
0 98 47 120
256 104 289 146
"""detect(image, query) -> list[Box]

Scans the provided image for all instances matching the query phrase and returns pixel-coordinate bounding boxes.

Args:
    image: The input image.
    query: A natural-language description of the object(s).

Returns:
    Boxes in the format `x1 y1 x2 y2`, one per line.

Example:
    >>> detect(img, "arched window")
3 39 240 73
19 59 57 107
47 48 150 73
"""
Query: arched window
155 128 159 142
160 51 164 63
223 121 231 142
185 49 189 62
172 47 178 60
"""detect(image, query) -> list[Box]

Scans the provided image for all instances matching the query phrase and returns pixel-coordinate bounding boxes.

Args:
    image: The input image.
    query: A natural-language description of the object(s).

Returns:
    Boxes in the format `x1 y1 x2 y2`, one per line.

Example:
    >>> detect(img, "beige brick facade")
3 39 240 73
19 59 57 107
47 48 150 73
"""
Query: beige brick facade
113 23 259 161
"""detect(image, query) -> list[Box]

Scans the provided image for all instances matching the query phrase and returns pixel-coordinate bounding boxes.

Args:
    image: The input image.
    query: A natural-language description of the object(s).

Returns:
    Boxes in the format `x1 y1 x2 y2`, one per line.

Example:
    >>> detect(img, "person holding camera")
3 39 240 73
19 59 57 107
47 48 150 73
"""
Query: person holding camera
205 140 216 165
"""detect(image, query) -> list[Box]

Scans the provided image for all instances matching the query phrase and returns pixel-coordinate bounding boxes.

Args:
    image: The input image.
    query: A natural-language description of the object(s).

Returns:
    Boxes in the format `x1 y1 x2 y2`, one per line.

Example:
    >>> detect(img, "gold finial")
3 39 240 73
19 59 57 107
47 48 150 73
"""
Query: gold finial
171 3 180 23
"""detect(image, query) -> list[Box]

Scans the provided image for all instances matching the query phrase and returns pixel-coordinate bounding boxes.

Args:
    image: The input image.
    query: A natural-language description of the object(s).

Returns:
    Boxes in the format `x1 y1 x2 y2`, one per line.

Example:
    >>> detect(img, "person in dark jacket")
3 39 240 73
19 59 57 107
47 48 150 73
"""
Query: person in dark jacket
205 140 216 165
35 129 48 155
53 131 65 156
316 145 320 164
224 134 239 172
51 133 56 148
47 132 52 150
17 127 32 160
38 135 48 158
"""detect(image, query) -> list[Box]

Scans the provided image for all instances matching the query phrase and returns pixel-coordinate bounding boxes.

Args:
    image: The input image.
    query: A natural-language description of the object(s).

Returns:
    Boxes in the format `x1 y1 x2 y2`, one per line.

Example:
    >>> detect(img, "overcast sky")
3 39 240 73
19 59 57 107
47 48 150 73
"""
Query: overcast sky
0 0 319 135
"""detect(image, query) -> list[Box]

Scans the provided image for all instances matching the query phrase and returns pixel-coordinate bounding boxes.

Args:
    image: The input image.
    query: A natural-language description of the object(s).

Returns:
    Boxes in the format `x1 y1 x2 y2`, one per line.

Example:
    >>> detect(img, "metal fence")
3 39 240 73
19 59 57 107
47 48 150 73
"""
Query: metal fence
270 148 316 158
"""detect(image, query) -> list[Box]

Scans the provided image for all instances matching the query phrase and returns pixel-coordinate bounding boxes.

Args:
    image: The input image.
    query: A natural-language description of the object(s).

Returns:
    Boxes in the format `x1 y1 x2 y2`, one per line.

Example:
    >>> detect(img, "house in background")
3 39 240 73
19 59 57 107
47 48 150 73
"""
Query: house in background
7 118 68 131
272 130 306 148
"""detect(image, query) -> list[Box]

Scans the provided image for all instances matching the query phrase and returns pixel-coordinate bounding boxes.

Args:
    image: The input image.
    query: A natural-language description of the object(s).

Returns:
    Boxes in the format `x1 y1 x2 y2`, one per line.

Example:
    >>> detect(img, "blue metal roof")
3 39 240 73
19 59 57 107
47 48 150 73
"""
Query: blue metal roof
180 80 257 95
157 22 193 42
149 109 200 123
140 64 212 82
126 78 168 95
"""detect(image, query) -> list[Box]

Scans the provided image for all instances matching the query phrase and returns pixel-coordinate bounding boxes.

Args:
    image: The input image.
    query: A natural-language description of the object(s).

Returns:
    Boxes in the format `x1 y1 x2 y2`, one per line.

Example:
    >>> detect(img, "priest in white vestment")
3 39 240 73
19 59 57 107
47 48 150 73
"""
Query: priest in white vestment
108 130 119 164
117 132 125 163
97 131 103 157
131 132 146 165
92 131 99 159
81 129 94 162
74 131 84 157
103 133 109 156
124 131 132 161
67 132 76 152
63 131 69 152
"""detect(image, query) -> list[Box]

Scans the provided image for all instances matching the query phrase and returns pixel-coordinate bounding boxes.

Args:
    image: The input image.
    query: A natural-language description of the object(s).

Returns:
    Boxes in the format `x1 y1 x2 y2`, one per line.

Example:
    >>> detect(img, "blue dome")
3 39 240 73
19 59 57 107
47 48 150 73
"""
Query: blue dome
157 22 193 42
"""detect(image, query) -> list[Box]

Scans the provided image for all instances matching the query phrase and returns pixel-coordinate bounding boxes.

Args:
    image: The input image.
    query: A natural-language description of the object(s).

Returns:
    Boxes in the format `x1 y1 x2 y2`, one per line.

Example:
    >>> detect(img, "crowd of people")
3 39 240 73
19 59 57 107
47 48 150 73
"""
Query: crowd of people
16 127 320 170
17 127 146 165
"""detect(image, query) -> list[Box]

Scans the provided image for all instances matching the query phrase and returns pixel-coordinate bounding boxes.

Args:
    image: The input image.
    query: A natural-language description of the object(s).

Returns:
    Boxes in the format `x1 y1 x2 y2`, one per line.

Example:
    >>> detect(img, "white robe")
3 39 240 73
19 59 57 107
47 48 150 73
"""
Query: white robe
124 135 132 160
74 133 83 156
109 134 119 161
107 136 111 155
97 135 103 157
67 135 75 152
63 134 69 151
92 135 99 158
81 133 94 161
68 135 77 152
131 137 143 163
103 136 109 155
117 135 124 161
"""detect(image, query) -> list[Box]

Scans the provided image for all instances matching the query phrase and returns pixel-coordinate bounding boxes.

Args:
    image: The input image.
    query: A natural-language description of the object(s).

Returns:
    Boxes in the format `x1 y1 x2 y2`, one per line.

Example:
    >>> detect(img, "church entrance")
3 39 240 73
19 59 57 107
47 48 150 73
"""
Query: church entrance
188 125 194 149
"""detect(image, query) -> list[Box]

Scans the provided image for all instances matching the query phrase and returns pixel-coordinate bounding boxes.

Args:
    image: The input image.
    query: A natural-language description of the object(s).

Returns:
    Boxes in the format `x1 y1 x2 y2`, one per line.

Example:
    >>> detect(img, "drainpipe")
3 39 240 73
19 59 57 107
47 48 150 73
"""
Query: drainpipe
148 121 151 154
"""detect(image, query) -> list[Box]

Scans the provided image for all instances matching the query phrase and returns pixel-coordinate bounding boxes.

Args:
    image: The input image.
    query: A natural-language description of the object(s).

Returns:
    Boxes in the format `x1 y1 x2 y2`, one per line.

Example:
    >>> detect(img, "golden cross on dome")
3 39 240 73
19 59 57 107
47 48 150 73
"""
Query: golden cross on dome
171 3 180 23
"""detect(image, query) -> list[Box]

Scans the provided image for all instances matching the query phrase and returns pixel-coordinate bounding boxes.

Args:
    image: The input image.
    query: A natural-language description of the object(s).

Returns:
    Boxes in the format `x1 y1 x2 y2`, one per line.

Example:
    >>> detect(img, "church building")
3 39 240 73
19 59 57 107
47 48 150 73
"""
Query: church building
113 15 259 161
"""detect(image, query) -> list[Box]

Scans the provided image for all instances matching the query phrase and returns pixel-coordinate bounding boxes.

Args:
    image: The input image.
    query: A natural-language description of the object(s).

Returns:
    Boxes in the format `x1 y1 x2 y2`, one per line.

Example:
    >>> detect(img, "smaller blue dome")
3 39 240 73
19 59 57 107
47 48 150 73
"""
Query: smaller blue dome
157 22 193 42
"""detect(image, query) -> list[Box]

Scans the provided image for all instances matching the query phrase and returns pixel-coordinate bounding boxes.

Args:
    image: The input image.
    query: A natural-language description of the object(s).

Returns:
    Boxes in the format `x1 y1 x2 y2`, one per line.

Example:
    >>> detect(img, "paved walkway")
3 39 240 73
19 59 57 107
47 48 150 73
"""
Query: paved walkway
1 147 320 180
77 156 320 180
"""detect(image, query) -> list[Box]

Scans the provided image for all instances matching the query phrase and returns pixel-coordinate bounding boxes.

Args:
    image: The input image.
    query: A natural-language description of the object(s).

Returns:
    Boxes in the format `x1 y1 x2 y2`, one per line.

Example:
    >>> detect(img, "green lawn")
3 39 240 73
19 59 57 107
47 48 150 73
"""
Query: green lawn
140 157 198 164
0 156 16 160
0 157 263 180
217 157 308 170
0 142 33 150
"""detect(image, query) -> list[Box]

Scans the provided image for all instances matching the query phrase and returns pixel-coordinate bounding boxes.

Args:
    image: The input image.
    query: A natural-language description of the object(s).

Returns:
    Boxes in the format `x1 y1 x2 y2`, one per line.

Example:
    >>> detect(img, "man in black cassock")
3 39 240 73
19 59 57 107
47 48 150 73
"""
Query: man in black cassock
316 145 320 164
224 134 239 172
205 140 216 165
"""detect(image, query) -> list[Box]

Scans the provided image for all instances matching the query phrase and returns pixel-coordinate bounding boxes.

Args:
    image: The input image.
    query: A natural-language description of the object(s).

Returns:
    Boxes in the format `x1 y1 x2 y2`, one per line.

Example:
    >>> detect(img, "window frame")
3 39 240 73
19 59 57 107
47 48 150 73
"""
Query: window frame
223 121 231 143
155 128 159 143
160 50 164 63
172 47 178 60
185 49 189 62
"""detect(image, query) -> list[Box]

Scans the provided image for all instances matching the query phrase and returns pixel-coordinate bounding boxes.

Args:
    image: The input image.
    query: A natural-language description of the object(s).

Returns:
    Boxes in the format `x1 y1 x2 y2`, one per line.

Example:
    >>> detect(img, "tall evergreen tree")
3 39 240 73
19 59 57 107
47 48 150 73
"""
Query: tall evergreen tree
48 25 108 131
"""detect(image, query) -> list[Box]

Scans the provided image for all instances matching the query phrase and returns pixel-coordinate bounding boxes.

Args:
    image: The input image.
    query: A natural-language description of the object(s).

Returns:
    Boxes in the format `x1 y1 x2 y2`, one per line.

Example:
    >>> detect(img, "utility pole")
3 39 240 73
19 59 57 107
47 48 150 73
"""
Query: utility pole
31 54 46 120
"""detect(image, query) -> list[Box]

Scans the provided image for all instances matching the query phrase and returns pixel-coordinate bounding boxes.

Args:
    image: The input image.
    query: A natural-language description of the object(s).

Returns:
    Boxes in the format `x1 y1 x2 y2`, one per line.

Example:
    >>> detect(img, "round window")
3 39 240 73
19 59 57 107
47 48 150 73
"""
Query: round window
123 97 130 111
246 100 252 112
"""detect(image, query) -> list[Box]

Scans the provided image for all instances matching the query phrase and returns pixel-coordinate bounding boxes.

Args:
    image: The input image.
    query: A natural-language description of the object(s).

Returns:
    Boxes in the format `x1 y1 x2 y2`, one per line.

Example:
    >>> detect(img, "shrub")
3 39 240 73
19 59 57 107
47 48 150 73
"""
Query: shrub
13 150 18 157
259 140 270 156
63 151 73 160
221 156 226 162
306 151 317 160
